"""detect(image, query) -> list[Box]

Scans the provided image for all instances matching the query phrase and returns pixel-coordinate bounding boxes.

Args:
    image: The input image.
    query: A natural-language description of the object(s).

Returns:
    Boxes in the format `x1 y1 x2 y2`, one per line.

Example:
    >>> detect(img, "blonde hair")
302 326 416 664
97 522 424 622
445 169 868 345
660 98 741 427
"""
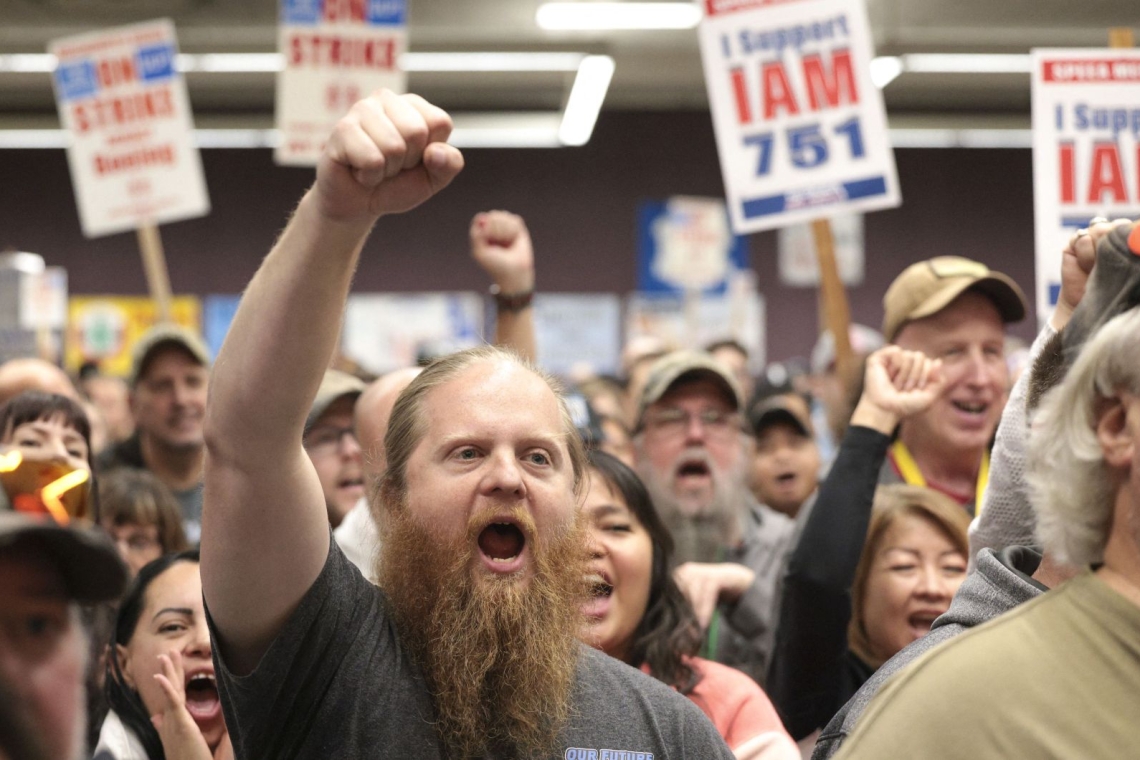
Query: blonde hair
848 484 971 667
1028 308 1140 567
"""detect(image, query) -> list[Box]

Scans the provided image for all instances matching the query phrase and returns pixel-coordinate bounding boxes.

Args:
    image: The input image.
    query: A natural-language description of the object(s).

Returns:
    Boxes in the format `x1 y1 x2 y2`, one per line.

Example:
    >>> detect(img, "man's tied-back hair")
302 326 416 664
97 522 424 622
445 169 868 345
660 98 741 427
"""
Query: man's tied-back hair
1028 307 1140 567
376 345 587 516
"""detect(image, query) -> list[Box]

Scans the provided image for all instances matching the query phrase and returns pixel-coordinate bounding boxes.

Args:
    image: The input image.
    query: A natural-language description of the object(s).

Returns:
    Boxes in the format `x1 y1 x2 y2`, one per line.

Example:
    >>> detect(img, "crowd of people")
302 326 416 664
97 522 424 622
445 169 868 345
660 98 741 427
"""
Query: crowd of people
2 90 1139 759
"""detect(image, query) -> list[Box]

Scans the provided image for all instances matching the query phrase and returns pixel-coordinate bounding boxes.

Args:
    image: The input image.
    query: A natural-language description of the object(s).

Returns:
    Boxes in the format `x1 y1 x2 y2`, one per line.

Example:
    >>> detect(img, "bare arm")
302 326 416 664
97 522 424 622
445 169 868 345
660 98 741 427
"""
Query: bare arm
200 91 463 674
470 211 536 362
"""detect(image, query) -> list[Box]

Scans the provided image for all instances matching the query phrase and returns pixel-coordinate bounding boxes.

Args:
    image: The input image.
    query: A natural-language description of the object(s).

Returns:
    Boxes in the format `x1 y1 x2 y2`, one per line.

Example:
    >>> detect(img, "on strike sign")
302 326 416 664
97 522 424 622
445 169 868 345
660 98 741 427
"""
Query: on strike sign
276 0 407 166
49 19 210 239
698 0 899 235
1031 49 1140 322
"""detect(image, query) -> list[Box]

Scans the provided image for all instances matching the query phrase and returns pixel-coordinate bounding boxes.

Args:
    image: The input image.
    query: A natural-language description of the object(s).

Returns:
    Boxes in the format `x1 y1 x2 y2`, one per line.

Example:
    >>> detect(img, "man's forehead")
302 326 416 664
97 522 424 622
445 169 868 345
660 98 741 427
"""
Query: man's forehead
895 290 1005 346
424 360 563 426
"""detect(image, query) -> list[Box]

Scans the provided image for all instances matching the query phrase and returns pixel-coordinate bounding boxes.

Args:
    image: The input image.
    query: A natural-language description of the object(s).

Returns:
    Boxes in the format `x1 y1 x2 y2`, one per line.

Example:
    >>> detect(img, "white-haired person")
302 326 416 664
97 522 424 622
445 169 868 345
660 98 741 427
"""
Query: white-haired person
835 301 1140 759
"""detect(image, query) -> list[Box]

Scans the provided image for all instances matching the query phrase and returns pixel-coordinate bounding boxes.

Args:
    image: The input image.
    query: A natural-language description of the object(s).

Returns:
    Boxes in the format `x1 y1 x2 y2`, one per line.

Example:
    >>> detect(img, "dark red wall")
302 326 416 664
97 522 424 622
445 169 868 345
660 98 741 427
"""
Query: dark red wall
0 110 1038 362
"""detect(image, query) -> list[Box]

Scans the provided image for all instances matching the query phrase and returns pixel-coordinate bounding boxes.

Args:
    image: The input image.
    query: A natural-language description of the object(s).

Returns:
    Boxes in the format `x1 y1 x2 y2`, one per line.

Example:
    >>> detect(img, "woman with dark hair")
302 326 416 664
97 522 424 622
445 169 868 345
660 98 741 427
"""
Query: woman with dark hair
582 450 798 760
95 550 231 760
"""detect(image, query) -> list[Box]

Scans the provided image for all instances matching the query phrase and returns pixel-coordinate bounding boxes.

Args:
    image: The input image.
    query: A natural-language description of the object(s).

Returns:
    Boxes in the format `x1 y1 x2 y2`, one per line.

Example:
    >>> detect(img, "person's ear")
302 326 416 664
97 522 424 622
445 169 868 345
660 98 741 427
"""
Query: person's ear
114 643 136 689
1096 395 1135 469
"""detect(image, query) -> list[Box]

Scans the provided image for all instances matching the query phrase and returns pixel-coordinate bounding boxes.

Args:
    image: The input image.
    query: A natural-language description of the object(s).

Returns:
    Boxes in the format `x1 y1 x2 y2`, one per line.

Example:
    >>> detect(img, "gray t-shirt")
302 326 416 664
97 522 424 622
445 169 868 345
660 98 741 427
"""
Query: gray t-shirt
209 539 734 759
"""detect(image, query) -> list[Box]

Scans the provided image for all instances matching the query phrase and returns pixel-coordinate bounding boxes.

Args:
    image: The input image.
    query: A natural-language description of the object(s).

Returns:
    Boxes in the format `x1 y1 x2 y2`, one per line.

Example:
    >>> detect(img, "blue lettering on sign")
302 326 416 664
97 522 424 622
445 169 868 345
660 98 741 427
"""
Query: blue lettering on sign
368 0 406 25
136 43 175 82
54 59 98 102
282 0 322 25
741 175 887 219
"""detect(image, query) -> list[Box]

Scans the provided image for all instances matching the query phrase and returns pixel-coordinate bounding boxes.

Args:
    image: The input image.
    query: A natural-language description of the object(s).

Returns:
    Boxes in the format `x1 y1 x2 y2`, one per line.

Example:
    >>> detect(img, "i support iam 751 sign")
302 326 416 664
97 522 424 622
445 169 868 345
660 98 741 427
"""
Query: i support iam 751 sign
1031 49 1140 322
49 19 210 238
698 0 899 235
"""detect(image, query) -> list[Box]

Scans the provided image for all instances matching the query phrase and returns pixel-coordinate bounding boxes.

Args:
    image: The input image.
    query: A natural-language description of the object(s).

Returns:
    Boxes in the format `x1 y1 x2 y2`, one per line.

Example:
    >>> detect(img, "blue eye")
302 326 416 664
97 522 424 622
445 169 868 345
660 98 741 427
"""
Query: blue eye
527 452 550 465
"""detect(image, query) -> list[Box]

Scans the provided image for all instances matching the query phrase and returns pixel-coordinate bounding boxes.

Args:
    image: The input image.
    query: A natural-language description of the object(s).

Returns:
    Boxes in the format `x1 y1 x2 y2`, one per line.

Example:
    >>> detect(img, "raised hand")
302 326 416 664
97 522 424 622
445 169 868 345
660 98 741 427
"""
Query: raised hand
673 561 756 630
470 211 535 295
852 346 944 433
1054 217 1131 330
314 89 464 223
151 651 215 760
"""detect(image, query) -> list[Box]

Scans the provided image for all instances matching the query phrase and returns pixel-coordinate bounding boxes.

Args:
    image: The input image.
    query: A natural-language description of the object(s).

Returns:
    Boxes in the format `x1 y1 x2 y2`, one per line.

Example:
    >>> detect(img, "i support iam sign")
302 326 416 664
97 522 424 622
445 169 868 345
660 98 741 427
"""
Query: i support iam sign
698 0 899 235
50 19 210 239
1032 49 1140 322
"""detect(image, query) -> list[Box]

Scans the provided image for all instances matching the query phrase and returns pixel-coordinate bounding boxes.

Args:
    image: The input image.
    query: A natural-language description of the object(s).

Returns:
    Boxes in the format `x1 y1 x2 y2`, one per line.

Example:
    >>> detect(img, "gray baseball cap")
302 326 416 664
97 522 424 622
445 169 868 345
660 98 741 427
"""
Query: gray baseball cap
129 323 210 387
635 350 743 431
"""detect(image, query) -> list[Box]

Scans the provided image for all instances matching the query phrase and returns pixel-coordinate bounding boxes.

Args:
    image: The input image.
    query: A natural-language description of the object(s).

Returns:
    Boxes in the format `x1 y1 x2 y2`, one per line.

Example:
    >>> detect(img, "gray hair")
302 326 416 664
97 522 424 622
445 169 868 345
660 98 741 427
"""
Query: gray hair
1028 307 1140 566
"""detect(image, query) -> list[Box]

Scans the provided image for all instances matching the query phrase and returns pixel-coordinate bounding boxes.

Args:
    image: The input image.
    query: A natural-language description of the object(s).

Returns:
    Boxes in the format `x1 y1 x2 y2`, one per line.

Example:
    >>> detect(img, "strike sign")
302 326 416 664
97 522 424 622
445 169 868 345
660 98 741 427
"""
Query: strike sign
276 0 407 166
1031 49 1140 322
49 19 210 239
698 0 899 235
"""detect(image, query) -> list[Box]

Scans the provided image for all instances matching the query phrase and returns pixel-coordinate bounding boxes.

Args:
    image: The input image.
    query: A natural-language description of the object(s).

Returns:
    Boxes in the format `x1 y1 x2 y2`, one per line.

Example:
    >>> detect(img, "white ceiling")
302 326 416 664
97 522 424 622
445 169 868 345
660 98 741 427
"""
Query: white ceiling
0 0 1137 131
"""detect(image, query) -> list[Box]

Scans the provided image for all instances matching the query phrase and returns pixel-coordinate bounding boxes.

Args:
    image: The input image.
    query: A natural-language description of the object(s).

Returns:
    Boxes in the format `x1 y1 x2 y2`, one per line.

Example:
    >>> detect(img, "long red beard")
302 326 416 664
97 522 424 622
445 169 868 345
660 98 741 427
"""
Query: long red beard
377 502 588 759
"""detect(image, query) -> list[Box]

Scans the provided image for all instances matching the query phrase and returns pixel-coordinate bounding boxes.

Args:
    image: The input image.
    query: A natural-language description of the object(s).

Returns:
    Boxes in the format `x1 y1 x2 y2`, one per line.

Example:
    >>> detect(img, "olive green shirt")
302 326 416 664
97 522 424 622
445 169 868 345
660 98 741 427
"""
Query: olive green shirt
836 571 1140 759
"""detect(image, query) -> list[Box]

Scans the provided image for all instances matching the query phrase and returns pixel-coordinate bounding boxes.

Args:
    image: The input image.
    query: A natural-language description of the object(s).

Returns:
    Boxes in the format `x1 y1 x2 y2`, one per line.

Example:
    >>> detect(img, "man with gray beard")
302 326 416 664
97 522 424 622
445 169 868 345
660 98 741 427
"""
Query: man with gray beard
634 351 795 686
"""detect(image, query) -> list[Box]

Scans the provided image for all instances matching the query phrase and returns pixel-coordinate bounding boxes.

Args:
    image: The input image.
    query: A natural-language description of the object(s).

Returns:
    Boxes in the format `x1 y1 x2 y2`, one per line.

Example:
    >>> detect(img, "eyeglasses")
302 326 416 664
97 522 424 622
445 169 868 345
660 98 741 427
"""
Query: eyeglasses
641 408 742 437
303 425 359 454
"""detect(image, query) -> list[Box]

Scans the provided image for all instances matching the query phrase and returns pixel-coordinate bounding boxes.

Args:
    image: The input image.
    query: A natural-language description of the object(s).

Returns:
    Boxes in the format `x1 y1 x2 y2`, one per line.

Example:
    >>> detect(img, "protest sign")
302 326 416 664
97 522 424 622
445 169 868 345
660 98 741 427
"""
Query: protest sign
1031 49 1140 321
276 0 408 165
698 0 899 235
50 19 209 238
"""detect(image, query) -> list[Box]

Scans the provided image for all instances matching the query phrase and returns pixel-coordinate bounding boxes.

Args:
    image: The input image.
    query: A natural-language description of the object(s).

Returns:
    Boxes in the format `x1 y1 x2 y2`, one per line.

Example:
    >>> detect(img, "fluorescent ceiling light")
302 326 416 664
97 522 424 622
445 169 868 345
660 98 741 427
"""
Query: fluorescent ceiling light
537 2 701 31
404 52 583 72
0 54 55 73
0 51 586 74
902 53 1031 74
0 127 1035 151
869 56 903 89
559 55 615 146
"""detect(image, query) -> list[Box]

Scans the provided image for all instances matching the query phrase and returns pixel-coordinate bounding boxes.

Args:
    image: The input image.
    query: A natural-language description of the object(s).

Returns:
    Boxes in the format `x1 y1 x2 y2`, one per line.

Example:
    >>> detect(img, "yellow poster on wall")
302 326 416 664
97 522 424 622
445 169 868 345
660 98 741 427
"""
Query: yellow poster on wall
66 296 202 377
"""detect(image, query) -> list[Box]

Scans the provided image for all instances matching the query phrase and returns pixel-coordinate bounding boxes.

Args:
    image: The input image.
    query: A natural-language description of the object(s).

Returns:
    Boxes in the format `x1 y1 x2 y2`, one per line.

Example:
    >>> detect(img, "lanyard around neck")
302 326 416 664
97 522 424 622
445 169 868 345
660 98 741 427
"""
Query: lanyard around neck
890 440 989 513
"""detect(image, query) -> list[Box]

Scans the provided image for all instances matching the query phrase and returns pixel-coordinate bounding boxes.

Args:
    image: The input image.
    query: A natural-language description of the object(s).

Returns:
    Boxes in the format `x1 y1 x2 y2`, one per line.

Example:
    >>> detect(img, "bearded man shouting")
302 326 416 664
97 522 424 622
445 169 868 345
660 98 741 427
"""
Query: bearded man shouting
199 91 733 759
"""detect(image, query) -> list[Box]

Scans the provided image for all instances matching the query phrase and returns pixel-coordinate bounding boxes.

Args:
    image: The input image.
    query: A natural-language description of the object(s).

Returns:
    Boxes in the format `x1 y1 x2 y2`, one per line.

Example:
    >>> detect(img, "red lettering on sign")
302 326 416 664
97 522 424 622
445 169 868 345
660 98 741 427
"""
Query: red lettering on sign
1059 143 1075 204
731 67 751 125
288 34 398 69
1087 143 1126 204
96 56 137 88
70 88 175 134
802 49 857 110
324 0 367 23
761 61 799 119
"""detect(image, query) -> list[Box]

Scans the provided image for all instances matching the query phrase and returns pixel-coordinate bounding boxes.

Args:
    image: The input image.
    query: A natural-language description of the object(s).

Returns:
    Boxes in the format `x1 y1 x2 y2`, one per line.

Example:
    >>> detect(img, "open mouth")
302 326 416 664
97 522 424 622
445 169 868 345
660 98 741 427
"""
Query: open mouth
183 672 220 722
582 570 614 619
477 521 526 564
337 476 364 491
586 571 613 599
907 611 942 637
952 400 988 415
775 471 797 486
676 460 711 480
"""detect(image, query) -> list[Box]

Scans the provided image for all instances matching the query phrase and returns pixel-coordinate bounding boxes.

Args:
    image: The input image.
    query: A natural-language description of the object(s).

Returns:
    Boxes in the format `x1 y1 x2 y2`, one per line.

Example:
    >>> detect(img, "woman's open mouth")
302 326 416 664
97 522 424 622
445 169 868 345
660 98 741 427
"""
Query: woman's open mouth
183 671 222 723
